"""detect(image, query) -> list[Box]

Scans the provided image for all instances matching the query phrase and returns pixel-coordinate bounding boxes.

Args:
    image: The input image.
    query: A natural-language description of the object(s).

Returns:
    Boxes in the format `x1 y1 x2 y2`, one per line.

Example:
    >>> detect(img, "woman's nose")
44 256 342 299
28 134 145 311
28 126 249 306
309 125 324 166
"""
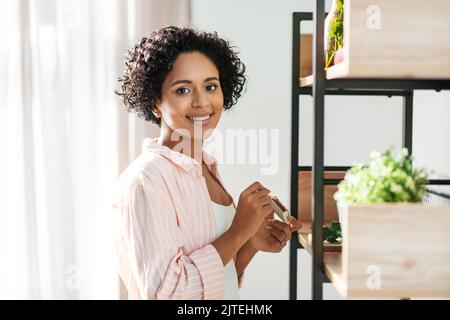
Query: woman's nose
191 89 208 108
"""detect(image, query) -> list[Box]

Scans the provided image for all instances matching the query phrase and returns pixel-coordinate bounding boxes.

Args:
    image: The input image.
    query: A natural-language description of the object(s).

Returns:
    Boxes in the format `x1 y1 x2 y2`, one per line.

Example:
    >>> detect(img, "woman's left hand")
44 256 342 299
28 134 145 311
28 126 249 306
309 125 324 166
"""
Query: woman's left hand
249 213 302 253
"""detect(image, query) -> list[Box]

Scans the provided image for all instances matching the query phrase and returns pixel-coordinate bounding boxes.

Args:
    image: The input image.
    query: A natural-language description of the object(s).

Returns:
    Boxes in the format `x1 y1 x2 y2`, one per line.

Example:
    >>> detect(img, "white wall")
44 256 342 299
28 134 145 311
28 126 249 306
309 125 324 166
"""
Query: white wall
191 0 450 300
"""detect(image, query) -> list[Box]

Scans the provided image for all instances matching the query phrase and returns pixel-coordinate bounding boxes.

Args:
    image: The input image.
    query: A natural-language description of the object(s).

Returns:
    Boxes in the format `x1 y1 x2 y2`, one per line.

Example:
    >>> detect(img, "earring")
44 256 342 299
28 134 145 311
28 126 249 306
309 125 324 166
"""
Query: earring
152 109 160 118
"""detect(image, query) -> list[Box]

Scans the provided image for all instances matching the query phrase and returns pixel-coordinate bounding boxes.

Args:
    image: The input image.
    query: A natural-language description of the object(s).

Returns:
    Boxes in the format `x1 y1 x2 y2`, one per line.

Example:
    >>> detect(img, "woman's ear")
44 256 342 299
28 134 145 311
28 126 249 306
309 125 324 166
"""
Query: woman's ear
152 102 161 118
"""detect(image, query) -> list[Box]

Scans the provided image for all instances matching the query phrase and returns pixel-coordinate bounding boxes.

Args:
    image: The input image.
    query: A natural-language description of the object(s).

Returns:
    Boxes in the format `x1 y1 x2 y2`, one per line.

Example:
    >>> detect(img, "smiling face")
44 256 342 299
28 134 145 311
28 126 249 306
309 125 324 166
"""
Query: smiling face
155 51 224 142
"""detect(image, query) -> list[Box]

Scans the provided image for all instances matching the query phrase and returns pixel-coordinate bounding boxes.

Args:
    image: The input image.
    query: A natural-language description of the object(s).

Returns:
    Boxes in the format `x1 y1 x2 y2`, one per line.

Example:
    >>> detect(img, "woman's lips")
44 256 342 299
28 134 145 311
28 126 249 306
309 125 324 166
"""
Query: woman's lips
186 113 214 126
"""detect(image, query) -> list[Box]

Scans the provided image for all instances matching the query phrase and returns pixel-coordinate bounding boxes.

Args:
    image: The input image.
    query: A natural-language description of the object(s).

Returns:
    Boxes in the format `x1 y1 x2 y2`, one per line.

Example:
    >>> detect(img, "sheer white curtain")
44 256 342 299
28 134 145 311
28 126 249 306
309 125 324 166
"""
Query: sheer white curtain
0 0 190 299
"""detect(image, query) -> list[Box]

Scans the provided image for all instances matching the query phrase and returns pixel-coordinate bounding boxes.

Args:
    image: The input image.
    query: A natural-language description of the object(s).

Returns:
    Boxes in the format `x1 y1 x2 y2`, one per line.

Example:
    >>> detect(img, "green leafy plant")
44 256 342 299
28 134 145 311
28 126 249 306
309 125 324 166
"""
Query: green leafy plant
334 148 429 205
323 221 342 244
325 0 344 69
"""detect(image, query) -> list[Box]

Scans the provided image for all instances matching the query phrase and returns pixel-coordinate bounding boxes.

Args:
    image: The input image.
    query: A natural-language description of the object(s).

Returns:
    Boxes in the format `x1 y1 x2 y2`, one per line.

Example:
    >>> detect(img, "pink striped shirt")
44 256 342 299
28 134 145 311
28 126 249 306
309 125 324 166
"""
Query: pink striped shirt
112 137 243 300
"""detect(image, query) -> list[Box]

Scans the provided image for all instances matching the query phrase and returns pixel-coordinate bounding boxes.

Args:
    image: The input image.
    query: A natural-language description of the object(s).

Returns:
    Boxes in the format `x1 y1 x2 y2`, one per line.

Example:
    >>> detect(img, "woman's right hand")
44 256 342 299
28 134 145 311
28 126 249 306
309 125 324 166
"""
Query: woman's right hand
230 182 274 242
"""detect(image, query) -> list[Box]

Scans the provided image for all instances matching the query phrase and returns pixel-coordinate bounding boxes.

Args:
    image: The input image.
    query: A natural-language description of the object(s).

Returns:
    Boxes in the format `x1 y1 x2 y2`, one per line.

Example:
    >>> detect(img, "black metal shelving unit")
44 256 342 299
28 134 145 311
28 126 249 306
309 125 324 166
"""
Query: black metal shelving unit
290 3 450 301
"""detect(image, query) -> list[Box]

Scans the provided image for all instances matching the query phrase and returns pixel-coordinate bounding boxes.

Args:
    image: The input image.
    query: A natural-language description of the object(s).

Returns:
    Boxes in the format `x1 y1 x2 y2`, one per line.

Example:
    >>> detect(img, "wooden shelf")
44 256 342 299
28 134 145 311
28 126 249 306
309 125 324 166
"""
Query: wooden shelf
298 0 450 87
298 205 450 298
297 222 348 297
291 1 450 300
299 75 313 88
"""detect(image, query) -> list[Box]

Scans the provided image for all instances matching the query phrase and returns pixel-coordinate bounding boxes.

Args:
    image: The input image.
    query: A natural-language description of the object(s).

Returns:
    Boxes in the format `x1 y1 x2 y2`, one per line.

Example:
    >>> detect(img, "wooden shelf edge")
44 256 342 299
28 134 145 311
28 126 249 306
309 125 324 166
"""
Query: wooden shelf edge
297 225 312 254
299 75 314 87
297 223 348 298
299 63 349 87
324 254 348 298
297 61 450 88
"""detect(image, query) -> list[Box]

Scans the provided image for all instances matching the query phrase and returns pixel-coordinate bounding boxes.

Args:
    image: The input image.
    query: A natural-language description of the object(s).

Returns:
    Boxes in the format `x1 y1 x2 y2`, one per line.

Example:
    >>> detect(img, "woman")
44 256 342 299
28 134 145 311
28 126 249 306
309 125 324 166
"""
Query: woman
113 26 301 300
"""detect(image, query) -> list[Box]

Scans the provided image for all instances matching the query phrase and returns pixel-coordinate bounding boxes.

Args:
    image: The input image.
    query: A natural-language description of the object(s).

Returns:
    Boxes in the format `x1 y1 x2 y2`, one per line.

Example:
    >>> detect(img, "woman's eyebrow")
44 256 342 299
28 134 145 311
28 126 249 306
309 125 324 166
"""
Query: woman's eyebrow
170 77 220 87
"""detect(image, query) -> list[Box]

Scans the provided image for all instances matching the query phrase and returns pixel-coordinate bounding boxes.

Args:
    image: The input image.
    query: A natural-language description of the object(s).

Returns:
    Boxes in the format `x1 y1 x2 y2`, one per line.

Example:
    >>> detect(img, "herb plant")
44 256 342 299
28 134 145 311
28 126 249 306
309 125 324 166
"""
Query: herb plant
325 0 344 69
323 221 342 244
334 148 429 205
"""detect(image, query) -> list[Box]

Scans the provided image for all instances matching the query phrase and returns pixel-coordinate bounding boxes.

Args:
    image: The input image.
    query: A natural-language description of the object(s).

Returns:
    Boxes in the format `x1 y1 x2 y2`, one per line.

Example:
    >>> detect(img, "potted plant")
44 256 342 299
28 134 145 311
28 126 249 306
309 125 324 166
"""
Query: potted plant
324 0 344 69
334 148 429 232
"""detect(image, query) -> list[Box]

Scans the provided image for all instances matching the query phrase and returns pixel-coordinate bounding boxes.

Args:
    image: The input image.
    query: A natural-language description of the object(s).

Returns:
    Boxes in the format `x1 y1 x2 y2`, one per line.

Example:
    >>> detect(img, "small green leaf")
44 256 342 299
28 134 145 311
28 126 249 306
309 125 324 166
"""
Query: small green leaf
323 226 331 241
322 222 342 244
330 221 340 232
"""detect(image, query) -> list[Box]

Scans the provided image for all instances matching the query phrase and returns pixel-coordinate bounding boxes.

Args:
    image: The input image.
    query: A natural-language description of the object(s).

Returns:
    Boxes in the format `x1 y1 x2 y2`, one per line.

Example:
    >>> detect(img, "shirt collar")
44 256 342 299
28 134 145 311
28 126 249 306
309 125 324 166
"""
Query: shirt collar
142 138 218 175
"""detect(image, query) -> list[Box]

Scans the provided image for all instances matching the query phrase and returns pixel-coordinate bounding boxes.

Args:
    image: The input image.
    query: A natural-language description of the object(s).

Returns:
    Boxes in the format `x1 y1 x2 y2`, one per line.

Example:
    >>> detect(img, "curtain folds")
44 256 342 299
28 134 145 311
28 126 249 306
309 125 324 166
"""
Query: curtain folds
0 0 190 299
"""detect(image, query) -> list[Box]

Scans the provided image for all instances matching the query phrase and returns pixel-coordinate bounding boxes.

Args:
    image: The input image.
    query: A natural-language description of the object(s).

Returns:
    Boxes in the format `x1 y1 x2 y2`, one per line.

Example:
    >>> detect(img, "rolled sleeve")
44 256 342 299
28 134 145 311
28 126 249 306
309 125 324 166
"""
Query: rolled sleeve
190 244 226 299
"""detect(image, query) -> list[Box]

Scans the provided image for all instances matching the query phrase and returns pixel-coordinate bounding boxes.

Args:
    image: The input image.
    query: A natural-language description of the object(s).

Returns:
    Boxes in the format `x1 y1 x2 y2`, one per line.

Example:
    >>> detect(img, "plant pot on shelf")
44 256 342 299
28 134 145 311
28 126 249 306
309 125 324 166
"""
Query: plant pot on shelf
338 202 450 298
334 148 430 242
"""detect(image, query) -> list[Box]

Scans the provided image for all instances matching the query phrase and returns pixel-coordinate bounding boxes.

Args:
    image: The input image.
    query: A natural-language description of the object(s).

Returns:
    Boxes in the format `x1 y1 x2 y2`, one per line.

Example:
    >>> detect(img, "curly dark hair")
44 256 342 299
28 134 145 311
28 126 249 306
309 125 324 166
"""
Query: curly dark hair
115 26 247 127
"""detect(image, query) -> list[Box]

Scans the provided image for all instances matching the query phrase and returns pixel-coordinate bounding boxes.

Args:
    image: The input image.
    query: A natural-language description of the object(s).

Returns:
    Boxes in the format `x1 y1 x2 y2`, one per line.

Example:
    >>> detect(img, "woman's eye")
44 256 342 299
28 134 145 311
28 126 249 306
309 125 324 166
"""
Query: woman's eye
206 85 217 92
176 87 190 95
